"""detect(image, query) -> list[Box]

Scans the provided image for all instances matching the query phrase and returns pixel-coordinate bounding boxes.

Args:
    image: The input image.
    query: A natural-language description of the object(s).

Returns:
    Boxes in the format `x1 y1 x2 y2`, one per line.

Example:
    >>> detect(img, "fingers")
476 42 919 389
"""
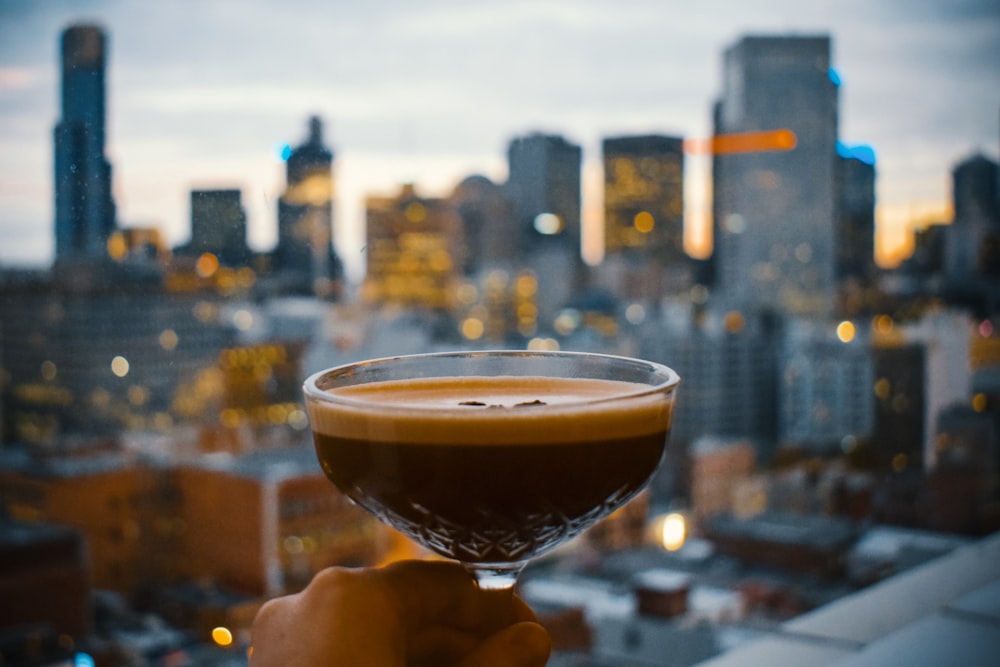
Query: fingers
375 560 547 665
376 560 486 633
256 561 547 667
513 594 540 624
456 622 552 667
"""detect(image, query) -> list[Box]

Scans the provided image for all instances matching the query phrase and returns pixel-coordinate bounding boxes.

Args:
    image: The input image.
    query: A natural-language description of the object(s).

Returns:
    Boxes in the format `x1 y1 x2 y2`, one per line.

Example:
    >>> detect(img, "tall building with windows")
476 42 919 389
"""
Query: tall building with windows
182 189 251 267
778 317 874 451
833 146 878 317
712 35 839 316
944 153 1000 305
0 274 237 444
835 147 877 289
361 184 464 310
602 134 687 299
505 133 583 324
274 116 343 297
636 303 778 452
449 175 518 276
53 24 116 263
506 133 583 256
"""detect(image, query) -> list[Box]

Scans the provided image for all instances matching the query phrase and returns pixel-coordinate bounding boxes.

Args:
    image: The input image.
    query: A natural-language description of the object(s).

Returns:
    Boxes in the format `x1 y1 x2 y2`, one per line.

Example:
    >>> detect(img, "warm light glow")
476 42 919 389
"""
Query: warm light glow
196 253 220 278
527 337 559 351
456 283 478 304
106 233 127 261
874 378 891 400
237 267 256 288
461 317 484 340
159 329 179 351
873 314 894 335
683 129 797 155
268 403 288 424
194 301 218 322
211 627 233 647
633 210 655 233
285 172 332 206
127 385 149 406
660 512 687 551
723 311 745 333
892 453 908 473
533 213 563 235
233 309 254 331
404 201 427 223
875 203 952 268
110 356 130 377
220 408 242 429
972 393 988 413
41 360 57 381
552 310 580 335
287 408 309 430
836 321 856 343
515 272 537 297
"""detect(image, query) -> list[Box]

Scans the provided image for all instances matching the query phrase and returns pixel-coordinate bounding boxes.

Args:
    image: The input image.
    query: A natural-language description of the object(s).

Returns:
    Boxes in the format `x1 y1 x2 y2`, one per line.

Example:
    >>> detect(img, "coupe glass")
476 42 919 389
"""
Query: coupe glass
302 350 680 596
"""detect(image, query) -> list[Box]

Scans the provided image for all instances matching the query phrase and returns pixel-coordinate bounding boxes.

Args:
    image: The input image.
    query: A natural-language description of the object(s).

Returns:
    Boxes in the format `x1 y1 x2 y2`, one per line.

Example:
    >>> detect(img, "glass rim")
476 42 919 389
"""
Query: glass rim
302 349 680 413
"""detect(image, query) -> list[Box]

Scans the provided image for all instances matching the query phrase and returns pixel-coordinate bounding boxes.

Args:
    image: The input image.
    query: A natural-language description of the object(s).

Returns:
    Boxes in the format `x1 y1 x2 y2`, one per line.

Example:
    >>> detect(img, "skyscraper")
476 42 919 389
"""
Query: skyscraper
712 35 839 316
449 174 517 276
779 317 874 450
835 148 877 288
602 134 687 299
53 24 116 262
275 116 342 296
952 153 999 222
186 189 250 266
505 133 583 324
362 184 464 310
506 133 583 259
943 153 1000 310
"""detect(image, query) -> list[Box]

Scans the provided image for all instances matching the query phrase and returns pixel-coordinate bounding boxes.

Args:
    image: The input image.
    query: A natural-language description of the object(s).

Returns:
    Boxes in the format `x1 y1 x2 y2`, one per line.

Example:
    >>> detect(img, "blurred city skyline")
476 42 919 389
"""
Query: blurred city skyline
1 0 999 281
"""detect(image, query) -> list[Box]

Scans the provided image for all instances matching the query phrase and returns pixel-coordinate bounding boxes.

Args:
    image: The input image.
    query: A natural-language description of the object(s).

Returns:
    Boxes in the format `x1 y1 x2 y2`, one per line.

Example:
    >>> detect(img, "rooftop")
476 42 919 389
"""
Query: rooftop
697 529 1000 666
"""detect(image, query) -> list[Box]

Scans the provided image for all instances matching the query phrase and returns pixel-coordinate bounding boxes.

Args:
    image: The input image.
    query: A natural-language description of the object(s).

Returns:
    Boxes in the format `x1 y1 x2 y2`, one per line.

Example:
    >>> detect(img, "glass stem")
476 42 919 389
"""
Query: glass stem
467 563 524 591
465 563 526 633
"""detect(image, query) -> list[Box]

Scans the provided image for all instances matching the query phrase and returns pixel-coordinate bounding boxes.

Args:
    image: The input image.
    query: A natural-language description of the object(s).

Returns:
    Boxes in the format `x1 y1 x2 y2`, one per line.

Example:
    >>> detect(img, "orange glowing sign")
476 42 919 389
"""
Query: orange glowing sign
683 129 797 155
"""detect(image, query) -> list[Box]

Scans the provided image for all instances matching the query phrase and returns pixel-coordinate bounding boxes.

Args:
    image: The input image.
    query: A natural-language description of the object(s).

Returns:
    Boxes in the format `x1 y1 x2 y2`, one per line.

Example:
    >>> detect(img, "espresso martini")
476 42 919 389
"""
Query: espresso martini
308 374 673 564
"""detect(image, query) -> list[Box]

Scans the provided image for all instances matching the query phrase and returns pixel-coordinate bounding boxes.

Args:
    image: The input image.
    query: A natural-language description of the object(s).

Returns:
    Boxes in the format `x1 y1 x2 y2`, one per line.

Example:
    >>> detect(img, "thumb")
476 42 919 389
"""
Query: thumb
458 621 551 667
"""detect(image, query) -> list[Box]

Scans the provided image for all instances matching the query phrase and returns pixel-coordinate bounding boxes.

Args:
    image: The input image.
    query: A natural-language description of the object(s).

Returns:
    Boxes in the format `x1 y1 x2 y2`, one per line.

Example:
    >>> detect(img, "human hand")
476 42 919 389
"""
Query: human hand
249 560 551 667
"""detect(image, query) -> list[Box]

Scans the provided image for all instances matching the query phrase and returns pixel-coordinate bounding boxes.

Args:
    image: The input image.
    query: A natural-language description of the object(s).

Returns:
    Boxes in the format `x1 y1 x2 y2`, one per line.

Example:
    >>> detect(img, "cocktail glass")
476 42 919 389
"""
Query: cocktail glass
302 350 679 597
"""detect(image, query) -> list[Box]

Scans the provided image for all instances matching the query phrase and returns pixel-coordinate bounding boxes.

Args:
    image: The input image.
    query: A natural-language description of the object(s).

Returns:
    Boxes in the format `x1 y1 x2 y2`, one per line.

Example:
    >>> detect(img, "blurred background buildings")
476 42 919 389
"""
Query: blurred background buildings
1 18 999 667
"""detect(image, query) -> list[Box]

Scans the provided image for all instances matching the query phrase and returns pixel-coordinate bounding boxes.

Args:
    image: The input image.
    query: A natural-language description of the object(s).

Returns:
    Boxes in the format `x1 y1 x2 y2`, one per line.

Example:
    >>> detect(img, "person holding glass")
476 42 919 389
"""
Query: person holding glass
249 559 552 667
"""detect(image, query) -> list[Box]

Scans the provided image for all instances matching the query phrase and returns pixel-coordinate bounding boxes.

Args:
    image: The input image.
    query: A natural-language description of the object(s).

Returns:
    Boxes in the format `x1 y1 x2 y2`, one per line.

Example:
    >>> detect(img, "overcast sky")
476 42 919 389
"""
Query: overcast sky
1 0 998 279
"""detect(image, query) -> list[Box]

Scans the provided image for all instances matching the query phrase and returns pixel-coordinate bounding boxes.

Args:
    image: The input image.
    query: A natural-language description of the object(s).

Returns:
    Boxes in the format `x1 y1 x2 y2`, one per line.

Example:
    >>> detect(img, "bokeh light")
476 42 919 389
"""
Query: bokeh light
660 512 687 551
461 317 484 340
533 213 563 235
836 321 856 343
196 253 219 278
211 626 233 647
633 211 655 233
111 356 130 377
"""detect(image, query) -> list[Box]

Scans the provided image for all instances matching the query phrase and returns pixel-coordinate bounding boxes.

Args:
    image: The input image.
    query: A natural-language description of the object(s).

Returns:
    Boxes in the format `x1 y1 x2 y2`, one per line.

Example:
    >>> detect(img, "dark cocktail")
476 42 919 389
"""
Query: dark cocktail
303 350 680 591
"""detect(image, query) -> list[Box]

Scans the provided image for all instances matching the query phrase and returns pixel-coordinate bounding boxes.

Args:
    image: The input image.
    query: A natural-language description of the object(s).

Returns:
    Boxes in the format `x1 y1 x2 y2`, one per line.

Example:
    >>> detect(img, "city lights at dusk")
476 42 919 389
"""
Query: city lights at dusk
1 1 998 276
2 2 1000 666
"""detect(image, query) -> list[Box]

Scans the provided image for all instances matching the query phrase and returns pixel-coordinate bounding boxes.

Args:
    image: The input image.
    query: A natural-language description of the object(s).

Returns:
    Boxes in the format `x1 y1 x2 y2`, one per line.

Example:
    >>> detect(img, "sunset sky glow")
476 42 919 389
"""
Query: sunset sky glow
1 0 998 279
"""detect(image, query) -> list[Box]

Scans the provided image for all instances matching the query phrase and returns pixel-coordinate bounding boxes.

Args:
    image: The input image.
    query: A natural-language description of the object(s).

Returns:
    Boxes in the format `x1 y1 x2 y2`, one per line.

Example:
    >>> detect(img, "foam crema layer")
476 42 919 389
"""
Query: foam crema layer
306 375 674 445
